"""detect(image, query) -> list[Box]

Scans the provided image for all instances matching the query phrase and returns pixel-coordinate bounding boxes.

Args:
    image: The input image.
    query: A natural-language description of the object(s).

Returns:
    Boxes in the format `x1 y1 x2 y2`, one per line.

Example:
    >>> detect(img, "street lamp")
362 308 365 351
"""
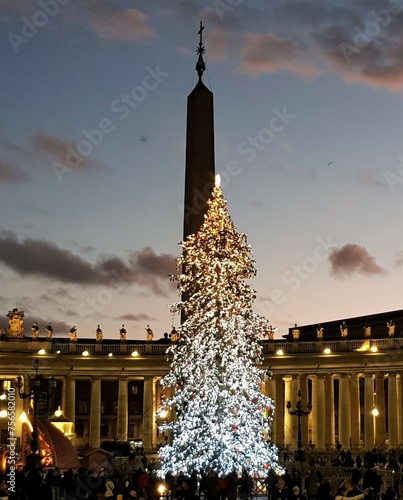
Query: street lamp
286 389 312 460
15 360 56 418
15 360 56 465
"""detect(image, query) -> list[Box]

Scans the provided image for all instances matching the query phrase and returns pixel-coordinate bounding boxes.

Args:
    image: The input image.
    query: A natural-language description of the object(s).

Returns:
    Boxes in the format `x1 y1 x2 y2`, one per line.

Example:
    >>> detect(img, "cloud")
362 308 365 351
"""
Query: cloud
0 0 34 17
356 167 388 189
233 1 403 92
31 133 101 172
0 160 30 184
238 33 322 78
115 313 154 322
313 22 403 92
328 243 385 278
0 232 176 295
86 3 155 41
395 251 403 267
206 28 230 61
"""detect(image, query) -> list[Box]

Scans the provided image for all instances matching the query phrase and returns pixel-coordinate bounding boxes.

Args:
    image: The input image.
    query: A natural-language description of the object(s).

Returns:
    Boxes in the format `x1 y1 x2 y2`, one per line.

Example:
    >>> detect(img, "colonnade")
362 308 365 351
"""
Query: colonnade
3 371 403 454
60 374 159 451
265 372 403 451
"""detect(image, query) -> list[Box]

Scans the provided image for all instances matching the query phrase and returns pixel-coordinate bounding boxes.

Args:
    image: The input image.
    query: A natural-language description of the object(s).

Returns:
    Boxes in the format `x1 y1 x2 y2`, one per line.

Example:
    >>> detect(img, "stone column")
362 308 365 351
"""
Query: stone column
299 375 309 448
388 372 398 448
89 377 101 448
142 376 155 452
324 375 335 449
397 373 403 446
64 374 76 424
290 375 300 449
339 374 351 449
13 380 24 445
283 376 293 448
274 375 284 448
265 376 276 442
350 373 360 449
375 373 386 447
311 375 326 451
364 373 374 449
116 376 128 441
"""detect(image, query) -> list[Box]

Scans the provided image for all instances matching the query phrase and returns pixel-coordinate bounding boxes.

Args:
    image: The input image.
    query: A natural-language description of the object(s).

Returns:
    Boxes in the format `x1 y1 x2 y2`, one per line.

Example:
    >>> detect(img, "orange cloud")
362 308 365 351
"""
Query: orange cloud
0 160 30 184
239 33 322 79
89 8 155 41
206 28 229 61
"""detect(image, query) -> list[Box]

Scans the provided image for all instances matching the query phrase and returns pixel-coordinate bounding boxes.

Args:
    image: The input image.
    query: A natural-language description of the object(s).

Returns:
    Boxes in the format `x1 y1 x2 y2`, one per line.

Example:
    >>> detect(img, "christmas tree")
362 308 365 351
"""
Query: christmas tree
157 175 281 477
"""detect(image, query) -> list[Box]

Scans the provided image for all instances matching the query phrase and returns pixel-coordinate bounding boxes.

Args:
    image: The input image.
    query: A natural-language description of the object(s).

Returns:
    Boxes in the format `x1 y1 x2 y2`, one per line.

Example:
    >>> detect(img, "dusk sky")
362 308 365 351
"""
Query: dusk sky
1 0 402 341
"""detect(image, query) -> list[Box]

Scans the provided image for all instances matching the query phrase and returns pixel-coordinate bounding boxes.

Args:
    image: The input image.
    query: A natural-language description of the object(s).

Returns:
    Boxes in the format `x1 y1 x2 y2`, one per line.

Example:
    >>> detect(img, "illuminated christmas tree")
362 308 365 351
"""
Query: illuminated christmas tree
158 176 281 477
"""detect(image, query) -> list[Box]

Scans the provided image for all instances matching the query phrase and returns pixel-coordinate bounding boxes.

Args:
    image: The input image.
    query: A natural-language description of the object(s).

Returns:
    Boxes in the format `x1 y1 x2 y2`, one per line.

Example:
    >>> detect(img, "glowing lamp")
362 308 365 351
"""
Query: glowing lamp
38 349 46 355
370 346 378 352
276 349 284 356
372 407 379 417
54 406 63 418
323 348 331 354
0 410 7 418
159 408 168 419
82 350 89 357
215 174 221 188
131 350 139 357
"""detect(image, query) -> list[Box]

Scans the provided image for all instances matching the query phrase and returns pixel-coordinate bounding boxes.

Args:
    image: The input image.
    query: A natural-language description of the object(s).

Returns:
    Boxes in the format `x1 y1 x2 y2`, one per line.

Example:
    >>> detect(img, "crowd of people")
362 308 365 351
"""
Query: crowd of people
0 448 402 500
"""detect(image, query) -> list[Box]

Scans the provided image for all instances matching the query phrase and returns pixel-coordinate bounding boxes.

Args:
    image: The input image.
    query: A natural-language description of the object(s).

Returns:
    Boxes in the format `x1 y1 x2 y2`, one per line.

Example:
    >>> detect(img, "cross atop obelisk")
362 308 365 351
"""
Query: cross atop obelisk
196 21 206 79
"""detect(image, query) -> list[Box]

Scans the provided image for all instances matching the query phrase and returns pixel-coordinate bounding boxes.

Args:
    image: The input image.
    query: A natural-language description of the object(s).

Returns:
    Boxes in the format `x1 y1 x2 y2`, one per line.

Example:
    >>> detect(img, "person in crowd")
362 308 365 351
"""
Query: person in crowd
317 481 333 500
272 478 290 500
227 471 239 500
292 485 307 500
305 470 319 500
335 482 369 500
382 487 397 500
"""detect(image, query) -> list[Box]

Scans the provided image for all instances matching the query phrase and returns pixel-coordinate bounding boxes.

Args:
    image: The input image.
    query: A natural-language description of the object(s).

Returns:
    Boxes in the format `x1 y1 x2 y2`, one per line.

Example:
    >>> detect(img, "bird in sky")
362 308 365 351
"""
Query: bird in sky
328 162 333 166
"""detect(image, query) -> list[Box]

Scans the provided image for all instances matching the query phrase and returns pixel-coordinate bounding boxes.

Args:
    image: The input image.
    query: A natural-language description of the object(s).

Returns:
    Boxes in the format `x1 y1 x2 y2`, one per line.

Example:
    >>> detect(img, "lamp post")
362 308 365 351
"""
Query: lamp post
15 360 56 466
286 389 312 460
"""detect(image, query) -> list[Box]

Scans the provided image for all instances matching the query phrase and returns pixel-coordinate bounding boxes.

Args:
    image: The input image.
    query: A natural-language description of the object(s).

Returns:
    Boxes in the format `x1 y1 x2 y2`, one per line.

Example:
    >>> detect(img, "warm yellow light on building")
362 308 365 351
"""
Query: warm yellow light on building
370 346 378 352
20 411 33 431
276 349 284 356
372 407 379 417
54 406 63 418
131 350 139 357
82 350 89 357
108 352 113 357
323 348 331 354
38 349 46 355
0 410 7 418
159 408 168 419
